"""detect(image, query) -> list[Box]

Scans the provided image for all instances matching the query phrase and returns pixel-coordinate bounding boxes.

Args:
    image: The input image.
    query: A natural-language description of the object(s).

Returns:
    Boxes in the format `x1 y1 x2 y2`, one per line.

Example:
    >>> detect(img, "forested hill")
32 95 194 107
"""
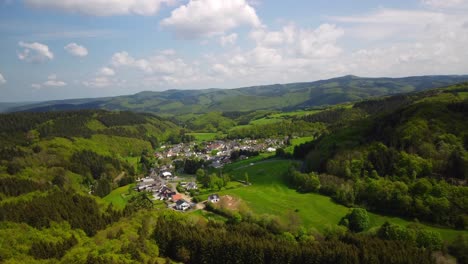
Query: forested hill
4 75 468 115
293 82 468 228
0 110 183 197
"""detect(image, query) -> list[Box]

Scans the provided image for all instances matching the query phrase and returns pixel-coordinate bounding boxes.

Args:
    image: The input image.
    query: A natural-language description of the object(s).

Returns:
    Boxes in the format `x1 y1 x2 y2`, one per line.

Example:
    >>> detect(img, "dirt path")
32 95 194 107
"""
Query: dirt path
113 171 126 183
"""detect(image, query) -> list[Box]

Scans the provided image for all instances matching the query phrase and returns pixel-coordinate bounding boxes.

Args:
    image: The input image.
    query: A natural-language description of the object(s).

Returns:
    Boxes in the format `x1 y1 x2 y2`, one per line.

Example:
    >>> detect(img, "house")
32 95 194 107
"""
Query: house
171 193 182 202
161 171 173 178
186 182 197 190
208 194 220 203
136 178 157 191
175 199 191 211
158 186 175 200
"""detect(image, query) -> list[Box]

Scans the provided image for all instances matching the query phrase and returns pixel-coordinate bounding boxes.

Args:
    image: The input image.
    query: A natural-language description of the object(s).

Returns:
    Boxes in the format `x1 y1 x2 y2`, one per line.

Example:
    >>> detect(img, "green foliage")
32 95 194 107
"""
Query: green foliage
0 189 122 236
228 120 325 139
153 211 435 264
295 83 468 228
184 158 205 174
284 165 320 192
0 221 86 262
70 150 123 180
377 222 443 250
29 234 78 259
0 177 48 197
94 177 112 198
341 208 370 232
448 234 468 264
9 75 468 116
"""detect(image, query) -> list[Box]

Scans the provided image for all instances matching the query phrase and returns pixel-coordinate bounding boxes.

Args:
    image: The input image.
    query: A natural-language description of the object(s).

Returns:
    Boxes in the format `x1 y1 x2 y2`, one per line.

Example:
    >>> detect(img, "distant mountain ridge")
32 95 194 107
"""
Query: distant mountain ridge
3 75 468 115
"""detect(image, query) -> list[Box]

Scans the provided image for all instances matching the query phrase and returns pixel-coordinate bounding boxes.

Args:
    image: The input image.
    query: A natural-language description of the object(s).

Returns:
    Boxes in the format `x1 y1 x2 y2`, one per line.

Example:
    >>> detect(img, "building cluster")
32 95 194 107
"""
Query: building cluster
155 138 284 169
135 169 198 211
134 138 284 212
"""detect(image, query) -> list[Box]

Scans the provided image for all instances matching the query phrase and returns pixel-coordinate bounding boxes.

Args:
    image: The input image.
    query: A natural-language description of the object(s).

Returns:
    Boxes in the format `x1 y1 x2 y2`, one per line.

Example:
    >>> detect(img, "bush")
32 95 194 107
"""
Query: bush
341 208 369 232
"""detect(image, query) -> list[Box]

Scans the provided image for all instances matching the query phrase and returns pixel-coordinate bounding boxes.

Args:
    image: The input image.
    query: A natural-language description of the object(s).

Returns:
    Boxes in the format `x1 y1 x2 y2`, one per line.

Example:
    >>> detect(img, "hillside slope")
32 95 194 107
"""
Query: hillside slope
5 75 468 115
293 82 468 228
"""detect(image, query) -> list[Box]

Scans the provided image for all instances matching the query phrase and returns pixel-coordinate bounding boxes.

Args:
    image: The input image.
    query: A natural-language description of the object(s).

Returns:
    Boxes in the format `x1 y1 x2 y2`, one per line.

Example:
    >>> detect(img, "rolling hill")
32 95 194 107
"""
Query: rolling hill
4 75 468 115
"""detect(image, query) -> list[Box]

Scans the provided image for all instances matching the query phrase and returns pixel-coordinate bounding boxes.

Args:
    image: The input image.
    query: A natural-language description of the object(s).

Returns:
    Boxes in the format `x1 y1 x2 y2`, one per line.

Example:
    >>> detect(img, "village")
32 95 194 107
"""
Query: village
135 138 286 212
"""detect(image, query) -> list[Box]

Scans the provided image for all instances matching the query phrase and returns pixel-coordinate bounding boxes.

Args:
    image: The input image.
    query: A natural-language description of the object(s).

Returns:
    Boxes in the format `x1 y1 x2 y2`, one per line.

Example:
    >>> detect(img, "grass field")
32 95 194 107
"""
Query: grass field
213 159 466 241
187 132 219 142
284 136 315 153
103 184 136 209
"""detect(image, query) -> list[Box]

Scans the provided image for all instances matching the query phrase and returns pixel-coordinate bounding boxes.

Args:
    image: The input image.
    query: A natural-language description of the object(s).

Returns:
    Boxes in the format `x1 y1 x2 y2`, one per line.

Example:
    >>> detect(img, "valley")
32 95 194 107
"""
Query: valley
0 79 467 263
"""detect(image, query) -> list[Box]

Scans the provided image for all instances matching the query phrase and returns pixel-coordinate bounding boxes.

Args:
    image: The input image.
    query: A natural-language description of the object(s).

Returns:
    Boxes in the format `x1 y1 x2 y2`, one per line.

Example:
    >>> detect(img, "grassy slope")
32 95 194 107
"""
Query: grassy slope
102 184 136 209
187 132 219 142
217 159 466 241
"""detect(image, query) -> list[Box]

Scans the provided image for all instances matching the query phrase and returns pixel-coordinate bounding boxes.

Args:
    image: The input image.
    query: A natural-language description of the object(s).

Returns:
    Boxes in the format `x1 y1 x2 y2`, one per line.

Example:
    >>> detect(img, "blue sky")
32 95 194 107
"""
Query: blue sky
0 0 467 102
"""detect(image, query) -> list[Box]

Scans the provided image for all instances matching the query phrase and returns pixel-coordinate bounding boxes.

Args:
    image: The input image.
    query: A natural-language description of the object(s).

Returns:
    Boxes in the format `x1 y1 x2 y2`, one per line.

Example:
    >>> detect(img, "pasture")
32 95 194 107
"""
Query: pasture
214 159 466 241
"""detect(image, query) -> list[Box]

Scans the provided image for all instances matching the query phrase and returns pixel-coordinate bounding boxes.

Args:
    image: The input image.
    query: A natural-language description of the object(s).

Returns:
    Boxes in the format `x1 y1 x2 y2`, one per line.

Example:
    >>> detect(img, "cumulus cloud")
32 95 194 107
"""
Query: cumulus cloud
82 67 119 88
250 23 344 59
220 33 238 46
24 0 173 16
111 50 193 75
33 74 67 89
0 73 6 85
323 6 468 77
161 0 261 38
64 43 88 57
17 41 53 62
99 67 115 76
108 50 214 87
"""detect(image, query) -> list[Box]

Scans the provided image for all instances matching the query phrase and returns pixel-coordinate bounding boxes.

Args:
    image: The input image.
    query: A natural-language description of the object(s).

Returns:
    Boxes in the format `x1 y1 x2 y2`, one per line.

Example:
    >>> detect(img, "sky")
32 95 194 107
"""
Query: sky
0 0 468 102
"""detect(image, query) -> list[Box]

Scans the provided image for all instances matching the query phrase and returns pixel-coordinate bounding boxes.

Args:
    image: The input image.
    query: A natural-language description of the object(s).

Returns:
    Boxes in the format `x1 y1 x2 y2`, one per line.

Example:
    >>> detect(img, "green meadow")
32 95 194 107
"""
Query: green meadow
103 184 136 209
187 132 219 142
213 159 467 241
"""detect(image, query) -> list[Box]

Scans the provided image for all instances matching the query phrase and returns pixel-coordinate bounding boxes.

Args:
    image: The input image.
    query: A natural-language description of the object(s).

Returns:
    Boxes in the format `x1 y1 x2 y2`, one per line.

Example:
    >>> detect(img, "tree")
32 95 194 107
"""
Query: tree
196 168 205 182
448 235 468 264
344 208 370 232
94 177 112 197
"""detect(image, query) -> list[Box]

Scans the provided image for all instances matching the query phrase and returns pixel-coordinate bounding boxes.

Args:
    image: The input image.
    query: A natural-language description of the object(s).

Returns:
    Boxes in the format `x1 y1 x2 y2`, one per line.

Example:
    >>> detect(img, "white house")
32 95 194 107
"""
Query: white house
161 171 173 178
208 194 220 203
267 147 276 152
175 199 191 211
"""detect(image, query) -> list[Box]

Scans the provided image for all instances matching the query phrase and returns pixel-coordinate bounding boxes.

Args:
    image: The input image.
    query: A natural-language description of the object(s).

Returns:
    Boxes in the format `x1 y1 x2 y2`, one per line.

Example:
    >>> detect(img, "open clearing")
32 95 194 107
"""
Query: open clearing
214 159 467 241
103 184 136 209
187 132 219 142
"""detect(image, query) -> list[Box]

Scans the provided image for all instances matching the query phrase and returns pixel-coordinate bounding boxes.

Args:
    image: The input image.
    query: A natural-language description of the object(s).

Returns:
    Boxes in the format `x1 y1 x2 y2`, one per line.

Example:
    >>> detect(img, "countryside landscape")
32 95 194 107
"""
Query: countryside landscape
1 1 468 264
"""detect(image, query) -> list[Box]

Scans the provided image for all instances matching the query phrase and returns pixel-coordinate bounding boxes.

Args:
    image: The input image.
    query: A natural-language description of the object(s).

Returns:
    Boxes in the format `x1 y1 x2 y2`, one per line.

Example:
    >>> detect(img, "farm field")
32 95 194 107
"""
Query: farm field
214 159 467 241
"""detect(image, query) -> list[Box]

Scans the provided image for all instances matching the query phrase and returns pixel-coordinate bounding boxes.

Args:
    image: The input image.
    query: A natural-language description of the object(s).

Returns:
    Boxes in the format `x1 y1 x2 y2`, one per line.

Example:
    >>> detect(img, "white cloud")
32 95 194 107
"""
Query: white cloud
33 74 67 89
250 23 344 59
324 6 468 77
24 0 174 16
220 33 238 46
83 77 114 88
108 50 215 87
421 0 468 9
0 73 6 85
161 0 261 38
99 67 115 76
111 50 194 75
64 43 88 57
17 41 53 62
330 9 446 42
